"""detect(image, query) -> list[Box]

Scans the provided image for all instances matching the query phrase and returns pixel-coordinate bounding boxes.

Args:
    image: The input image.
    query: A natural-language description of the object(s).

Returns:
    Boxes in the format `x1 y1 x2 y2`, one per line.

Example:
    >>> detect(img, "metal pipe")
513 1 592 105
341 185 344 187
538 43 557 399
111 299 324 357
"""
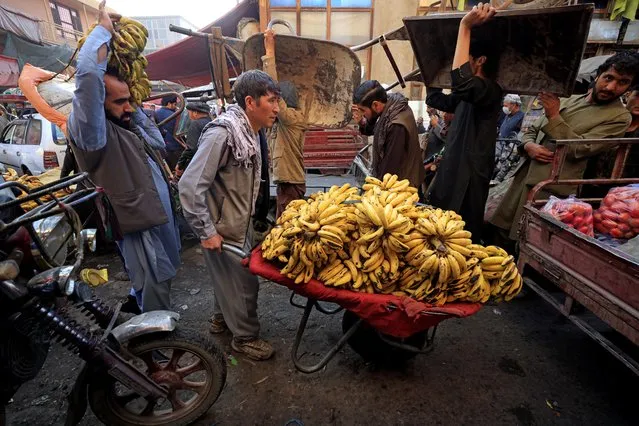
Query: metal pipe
144 91 185 127
222 243 248 258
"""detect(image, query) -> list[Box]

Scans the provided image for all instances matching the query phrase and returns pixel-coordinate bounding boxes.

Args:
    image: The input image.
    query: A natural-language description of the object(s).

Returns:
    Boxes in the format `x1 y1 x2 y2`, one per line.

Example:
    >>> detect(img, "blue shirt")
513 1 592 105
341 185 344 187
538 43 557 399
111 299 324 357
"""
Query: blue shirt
155 107 181 152
498 110 524 139
68 25 181 289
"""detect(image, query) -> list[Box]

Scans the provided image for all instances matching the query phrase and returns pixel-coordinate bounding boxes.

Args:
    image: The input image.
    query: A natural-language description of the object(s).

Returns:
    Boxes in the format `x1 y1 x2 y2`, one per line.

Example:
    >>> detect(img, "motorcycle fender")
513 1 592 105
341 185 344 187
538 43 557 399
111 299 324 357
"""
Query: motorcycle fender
110 311 180 344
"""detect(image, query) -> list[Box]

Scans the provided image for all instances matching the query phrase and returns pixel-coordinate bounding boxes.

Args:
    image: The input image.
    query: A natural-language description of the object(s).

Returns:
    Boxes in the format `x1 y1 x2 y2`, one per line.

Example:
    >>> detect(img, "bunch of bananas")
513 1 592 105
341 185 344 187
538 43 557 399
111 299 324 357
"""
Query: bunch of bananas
2 169 71 211
78 17 151 106
262 184 360 285
478 247 523 302
262 174 524 305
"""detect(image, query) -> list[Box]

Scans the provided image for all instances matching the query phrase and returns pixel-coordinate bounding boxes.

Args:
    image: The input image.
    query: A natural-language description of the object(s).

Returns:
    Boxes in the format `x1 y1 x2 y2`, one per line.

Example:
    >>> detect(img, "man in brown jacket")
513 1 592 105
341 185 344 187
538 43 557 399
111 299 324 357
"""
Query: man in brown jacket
262 30 308 217
352 80 424 190
491 52 639 240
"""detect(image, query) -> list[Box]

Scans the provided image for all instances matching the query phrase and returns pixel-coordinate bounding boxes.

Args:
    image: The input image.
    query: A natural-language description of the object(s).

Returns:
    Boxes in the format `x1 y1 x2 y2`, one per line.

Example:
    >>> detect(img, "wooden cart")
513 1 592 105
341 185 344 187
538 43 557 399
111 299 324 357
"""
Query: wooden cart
518 138 639 375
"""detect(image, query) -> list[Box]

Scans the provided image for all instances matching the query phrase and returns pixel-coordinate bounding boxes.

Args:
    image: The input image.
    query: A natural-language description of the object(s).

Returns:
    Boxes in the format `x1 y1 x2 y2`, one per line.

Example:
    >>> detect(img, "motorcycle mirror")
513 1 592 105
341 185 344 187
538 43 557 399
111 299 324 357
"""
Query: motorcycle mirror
27 265 75 296
81 229 97 253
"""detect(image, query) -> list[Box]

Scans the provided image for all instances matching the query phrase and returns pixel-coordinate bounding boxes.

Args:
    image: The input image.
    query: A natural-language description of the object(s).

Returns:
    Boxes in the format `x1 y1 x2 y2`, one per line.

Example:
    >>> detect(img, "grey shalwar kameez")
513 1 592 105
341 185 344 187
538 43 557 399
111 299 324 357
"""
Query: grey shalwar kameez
179 112 262 339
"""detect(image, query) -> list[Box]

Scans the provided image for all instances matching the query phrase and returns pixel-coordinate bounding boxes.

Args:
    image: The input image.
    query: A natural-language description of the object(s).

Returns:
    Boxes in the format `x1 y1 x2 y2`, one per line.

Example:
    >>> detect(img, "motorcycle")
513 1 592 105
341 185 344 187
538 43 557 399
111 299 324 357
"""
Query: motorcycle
0 173 227 426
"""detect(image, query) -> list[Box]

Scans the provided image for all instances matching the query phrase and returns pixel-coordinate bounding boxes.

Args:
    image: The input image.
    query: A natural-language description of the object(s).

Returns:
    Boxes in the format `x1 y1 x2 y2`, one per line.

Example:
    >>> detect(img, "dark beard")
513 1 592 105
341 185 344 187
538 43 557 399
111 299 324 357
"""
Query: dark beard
591 87 618 105
105 109 133 129
369 110 381 127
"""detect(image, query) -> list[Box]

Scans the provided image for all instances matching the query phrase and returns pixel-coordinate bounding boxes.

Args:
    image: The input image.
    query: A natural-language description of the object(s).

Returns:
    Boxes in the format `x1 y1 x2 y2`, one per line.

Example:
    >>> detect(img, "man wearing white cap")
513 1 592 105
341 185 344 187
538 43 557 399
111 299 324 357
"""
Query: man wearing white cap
499 94 524 139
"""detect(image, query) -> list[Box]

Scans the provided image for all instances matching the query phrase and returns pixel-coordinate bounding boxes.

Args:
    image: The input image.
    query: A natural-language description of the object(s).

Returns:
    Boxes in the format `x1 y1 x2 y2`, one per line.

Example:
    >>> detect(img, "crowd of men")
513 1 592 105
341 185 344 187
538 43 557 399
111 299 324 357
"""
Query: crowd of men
67 3 639 361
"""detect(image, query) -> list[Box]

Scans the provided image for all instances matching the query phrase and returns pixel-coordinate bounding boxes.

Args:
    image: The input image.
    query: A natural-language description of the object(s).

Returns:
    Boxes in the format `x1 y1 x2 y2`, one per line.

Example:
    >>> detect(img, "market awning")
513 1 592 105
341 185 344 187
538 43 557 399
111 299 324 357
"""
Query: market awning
145 0 258 87
3 33 75 74
0 5 42 44
0 55 19 87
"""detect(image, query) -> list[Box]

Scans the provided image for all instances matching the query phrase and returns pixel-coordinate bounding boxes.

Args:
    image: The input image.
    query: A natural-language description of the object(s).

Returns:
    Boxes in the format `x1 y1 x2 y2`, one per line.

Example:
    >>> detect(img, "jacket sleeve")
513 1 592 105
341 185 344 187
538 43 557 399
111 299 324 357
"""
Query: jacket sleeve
176 148 195 170
133 108 165 150
519 115 545 155
178 127 229 240
541 111 631 159
425 87 461 114
377 124 408 177
67 25 111 152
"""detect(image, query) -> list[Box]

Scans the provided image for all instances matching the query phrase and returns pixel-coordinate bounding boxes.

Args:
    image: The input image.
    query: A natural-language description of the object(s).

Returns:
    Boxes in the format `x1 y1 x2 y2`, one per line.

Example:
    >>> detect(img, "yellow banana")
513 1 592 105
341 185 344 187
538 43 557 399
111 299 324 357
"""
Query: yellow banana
482 271 504 280
357 226 384 244
482 256 506 266
419 253 439 276
333 270 352 287
385 174 398 188
500 255 515 267
321 225 347 241
389 179 410 193
299 218 320 232
416 217 437 235
485 245 508 257
445 242 472 257
481 263 506 272
365 176 383 186
387 234 409 252
447 254 461 280
448 230 472 240
448 249 467 273
438 256 451 284
446 238 472 247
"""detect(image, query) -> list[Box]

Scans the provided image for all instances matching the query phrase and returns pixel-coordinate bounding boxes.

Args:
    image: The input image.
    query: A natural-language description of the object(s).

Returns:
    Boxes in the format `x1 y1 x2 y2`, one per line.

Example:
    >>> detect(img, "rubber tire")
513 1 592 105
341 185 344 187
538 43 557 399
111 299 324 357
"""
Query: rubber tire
88 329 226 426
342 310 428 365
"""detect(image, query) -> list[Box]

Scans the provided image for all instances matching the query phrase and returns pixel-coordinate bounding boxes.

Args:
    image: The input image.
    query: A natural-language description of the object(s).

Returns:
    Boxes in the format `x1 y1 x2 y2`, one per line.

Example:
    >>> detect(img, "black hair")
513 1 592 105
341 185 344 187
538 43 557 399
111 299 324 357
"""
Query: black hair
353 80 387 108
162 95 178 106
469 35 500 80
279 81 299 109
233 70 280 110
597 51 639 87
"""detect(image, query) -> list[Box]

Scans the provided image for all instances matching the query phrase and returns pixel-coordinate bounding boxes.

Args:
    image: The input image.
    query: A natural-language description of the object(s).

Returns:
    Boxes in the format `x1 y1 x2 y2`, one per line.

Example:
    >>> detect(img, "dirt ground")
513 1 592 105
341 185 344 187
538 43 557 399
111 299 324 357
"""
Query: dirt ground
5 243 638 426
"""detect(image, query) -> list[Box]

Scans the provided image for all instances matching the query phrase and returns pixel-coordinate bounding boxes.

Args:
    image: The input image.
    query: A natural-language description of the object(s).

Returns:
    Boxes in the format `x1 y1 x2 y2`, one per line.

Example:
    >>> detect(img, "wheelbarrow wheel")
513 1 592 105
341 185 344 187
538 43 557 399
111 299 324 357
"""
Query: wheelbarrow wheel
341 311 428 364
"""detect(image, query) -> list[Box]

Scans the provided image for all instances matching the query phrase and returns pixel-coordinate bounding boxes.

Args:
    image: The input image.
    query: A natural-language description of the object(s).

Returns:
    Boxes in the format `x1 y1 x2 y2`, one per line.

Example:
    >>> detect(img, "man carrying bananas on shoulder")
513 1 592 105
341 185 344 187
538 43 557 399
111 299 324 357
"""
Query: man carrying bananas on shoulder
67 1 181 313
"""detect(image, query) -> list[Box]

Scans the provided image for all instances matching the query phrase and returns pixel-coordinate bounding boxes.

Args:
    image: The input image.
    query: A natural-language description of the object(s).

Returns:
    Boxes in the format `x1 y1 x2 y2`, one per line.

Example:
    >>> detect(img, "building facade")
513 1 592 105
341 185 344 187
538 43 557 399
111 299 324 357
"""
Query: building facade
133 16 198 54
1 0 101 47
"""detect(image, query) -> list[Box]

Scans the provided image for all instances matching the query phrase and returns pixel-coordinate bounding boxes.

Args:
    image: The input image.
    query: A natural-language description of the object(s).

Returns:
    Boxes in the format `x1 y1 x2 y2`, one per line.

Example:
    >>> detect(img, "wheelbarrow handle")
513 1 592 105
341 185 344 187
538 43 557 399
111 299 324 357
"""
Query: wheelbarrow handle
169 24 208 38
222 243 248 258
267 19 295 35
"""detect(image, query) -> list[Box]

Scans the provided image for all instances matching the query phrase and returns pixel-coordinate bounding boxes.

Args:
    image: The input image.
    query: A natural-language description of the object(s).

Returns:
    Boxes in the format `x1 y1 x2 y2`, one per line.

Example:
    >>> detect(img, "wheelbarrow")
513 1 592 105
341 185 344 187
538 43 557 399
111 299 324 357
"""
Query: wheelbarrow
223 244 482 374
243 20 362 129
353 4 594 97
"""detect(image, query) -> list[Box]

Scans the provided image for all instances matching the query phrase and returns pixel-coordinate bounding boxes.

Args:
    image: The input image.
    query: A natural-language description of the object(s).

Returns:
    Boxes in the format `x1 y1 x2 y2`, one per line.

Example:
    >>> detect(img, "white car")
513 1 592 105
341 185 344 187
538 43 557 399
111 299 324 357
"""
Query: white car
0 113 67 175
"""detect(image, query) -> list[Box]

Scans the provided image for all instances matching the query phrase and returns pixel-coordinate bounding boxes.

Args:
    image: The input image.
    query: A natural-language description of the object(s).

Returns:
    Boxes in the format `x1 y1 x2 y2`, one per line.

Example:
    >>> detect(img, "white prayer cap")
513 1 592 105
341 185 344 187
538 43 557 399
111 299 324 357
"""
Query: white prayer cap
504 94 522 105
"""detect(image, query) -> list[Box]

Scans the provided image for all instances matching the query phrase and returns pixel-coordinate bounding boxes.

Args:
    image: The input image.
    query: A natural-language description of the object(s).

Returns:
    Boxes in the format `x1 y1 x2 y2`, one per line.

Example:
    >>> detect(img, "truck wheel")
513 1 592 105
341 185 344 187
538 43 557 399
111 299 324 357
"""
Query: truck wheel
342 310 428 365
88 329 226 426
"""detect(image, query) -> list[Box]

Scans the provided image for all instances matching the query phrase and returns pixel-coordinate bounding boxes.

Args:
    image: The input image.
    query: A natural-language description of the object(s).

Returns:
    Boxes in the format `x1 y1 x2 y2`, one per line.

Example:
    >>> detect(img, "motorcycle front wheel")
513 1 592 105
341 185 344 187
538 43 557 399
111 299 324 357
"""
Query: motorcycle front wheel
88 329 226 426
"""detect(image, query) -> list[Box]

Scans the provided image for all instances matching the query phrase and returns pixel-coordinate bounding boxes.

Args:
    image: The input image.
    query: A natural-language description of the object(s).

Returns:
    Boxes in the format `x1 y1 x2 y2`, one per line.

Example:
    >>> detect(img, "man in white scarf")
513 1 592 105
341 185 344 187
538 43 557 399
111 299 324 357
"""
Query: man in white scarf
179 70 280 361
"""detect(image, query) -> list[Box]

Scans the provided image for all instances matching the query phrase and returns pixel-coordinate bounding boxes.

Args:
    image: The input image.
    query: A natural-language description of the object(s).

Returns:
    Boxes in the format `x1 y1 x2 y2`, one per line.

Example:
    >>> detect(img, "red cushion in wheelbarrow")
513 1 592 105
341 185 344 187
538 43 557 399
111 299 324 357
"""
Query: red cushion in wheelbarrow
245 247 482 339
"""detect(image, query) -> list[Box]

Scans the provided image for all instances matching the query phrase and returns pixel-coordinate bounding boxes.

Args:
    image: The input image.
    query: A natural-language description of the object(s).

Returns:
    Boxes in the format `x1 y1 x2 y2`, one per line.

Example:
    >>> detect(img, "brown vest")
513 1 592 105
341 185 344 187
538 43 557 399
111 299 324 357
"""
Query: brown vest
391 108 424 189
71 120 168 234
